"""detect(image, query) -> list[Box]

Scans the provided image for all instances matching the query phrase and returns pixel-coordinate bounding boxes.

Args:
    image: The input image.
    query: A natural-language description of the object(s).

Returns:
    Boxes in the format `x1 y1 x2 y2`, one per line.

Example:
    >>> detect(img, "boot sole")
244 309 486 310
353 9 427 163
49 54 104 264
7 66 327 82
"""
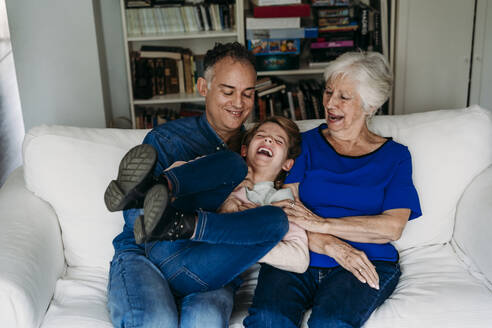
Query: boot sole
134 184 169 244
104 144 157 212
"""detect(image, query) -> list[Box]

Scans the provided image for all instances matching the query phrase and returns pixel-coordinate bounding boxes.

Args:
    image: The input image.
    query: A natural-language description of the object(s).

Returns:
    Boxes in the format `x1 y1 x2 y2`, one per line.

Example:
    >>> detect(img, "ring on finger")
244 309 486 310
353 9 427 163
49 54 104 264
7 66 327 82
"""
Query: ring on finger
289 200 295 208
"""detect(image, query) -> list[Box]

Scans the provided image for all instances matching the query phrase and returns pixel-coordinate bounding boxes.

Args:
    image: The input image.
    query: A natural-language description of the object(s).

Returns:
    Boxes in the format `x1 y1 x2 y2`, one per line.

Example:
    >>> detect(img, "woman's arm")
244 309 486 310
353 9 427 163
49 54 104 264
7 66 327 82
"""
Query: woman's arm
279 184 410 244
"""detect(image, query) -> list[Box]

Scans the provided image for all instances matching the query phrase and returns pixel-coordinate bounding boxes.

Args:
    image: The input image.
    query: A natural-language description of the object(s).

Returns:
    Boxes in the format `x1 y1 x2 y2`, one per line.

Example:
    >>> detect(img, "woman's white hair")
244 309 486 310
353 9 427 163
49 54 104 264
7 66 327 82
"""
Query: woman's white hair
323 51 393 115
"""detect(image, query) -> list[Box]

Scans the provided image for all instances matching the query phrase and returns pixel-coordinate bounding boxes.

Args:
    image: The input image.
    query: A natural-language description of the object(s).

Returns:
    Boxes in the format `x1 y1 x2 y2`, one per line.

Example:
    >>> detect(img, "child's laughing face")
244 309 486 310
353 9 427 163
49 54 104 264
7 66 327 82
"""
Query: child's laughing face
242 122 294 181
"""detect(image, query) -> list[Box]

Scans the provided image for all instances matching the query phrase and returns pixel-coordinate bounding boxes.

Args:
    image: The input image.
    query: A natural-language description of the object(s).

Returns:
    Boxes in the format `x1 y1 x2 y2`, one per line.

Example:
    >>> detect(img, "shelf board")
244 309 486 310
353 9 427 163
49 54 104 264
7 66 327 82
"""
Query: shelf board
133 93 205 105
257 66 325 76
128 30 237 42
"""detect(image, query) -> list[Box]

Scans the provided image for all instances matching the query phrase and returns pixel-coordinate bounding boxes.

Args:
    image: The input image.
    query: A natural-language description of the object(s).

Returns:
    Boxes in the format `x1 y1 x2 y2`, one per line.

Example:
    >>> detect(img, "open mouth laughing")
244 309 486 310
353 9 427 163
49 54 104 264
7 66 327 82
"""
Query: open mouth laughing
257 147 273 157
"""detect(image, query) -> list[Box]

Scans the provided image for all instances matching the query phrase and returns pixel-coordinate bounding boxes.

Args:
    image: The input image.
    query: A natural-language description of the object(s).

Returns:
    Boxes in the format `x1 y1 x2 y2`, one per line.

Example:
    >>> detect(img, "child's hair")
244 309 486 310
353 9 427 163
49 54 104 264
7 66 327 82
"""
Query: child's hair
243 116 302 188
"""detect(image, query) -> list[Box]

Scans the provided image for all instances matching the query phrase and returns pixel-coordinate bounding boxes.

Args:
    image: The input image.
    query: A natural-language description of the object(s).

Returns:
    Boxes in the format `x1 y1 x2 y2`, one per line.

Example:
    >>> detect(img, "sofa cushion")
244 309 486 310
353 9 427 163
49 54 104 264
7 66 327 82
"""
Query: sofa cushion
369 106 492 249
40 267 112 328
364 244 492 328
23 126 147 269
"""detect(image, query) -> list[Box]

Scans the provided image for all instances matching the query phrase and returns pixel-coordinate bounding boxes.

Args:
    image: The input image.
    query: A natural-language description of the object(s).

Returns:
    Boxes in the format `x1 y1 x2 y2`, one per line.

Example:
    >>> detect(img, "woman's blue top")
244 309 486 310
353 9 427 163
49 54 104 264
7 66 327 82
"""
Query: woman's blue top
285 124 422 268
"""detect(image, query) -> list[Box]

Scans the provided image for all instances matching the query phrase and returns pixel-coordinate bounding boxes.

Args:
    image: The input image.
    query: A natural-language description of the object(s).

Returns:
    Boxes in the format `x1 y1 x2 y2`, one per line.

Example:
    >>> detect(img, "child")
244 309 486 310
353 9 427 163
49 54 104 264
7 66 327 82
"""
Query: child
107 116 308 297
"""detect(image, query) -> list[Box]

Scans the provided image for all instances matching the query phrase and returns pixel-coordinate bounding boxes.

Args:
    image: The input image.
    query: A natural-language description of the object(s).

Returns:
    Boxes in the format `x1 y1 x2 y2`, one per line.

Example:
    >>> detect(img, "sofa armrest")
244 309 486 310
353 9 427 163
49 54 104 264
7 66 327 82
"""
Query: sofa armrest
0 168 65 328
453 164 492 289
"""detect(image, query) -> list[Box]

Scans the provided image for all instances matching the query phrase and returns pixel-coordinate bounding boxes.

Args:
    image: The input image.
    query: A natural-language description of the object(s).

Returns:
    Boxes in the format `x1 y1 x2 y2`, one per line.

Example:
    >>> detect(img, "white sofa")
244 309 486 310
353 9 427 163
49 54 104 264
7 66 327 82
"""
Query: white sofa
1 106 491 328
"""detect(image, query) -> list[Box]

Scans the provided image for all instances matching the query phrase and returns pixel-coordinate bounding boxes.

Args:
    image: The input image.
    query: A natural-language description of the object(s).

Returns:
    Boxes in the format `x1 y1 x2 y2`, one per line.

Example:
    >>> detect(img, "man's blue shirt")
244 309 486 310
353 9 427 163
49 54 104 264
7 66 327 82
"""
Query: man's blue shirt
112 114 229 253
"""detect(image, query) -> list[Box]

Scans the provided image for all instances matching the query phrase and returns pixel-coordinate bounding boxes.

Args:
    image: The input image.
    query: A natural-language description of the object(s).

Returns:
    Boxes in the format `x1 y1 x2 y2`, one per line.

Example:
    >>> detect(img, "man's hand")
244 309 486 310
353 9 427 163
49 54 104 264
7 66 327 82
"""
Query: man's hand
308 232 380 290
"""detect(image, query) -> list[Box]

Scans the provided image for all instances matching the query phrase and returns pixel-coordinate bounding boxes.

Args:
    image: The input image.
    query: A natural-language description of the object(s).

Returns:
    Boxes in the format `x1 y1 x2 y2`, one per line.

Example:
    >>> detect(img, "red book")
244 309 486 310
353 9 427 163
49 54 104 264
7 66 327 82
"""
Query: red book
253 4 311 18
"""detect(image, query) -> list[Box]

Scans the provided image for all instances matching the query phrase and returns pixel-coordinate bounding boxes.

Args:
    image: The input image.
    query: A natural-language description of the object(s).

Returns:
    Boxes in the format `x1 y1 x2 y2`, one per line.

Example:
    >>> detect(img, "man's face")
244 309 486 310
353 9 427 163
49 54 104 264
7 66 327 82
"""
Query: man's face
199 57 256 141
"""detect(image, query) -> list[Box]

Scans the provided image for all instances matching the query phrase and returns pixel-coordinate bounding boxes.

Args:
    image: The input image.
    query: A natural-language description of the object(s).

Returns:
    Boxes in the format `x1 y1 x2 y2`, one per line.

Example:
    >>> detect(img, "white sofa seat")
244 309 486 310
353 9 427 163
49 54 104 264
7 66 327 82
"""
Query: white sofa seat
0 106 491 327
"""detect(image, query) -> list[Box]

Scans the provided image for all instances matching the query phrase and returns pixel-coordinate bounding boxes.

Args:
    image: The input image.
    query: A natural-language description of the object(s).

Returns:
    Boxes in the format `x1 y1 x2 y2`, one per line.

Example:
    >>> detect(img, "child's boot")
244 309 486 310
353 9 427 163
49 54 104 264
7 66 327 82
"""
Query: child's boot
133 183 195 244
104 144 158 212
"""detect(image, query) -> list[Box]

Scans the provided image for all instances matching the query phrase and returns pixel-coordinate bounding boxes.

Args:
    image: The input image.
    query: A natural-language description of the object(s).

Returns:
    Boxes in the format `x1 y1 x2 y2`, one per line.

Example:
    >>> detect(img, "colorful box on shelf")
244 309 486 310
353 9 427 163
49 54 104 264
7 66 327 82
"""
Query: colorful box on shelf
255 54 300 71
248 39 301 56
246 27 318 40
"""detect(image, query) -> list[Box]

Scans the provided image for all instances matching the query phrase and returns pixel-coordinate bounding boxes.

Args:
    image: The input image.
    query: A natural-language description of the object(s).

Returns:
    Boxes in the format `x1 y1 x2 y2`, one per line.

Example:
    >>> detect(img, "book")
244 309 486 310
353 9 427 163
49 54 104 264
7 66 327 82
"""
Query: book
246 27 318 40
257 84 287 97
311 0 350 7
248 39 301 56
246 17 301 30
253 4 311 18
310 40 354 49
132 54 153 99
317 7 350 18
255 54 300 71
125 0 151 8
251 0 301 6
163 58 180 94
255 77 274 90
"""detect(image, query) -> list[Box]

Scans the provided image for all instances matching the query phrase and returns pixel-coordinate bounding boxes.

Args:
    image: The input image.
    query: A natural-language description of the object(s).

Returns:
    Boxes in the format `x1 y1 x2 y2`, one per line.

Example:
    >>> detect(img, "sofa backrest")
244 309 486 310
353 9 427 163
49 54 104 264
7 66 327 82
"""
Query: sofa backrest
22 106 492 271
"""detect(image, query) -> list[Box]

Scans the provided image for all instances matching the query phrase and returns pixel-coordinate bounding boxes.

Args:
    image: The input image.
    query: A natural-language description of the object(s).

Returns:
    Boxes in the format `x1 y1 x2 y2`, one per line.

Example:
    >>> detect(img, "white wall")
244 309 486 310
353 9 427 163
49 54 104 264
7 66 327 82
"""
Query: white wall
6 0 108 130
470 0 492 111
393 0 476 115
95 0 131 127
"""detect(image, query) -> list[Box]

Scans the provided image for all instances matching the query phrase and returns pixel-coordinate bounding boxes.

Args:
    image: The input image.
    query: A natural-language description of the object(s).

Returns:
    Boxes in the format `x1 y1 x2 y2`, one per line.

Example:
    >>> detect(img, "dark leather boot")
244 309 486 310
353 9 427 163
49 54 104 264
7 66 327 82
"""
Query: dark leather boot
133 183 195 244
104 144 158 212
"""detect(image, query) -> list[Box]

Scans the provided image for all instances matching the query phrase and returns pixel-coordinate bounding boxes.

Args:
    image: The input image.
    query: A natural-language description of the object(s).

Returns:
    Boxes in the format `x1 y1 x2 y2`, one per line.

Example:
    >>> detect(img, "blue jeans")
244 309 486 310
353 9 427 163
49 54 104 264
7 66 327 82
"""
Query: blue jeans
108 250 234 328
108 150 287 327
149 151 289 297
147 205 288 297
244 261 401 328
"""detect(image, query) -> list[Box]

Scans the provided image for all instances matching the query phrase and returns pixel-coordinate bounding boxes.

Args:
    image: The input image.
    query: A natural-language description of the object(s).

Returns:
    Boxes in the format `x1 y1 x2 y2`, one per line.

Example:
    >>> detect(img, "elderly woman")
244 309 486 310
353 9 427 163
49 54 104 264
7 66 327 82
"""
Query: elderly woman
244 51 422 328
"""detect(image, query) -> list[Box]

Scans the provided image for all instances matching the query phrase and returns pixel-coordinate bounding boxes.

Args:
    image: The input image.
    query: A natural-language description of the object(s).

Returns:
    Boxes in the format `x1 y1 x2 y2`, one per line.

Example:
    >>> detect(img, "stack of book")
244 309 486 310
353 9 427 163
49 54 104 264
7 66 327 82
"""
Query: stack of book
309 0 357 66
131 46 204 99
135 103 205 129
125 0 153 8
246 0 312 71
252 77 324 121
125 0 236 37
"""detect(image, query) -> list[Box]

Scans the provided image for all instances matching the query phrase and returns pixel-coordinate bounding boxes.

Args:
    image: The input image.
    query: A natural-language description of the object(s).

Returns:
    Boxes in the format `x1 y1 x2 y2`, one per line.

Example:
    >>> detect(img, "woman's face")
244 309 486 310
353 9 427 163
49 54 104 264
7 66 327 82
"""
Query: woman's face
323 76 368 138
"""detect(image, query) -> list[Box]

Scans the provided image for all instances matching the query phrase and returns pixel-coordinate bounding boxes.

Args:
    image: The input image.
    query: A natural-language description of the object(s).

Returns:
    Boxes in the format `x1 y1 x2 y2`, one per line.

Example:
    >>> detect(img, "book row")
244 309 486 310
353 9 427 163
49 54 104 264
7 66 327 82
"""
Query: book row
251 78 325 122
125 3 235 37
131 46 204 99
135 104 205 129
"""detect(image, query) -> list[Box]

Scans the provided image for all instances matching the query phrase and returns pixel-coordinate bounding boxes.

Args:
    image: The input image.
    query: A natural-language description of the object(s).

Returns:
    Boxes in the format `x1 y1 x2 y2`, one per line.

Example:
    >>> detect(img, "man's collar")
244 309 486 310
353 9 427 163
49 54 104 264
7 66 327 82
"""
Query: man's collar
199 113 246 149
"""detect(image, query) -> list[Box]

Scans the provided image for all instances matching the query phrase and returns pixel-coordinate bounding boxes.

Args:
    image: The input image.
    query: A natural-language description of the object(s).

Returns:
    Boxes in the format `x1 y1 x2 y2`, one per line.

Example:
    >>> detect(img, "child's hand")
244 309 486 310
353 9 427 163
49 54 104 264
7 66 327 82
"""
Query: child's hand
218 195 243 213
238 202 259 211
235 166 254 191
165 160 188 171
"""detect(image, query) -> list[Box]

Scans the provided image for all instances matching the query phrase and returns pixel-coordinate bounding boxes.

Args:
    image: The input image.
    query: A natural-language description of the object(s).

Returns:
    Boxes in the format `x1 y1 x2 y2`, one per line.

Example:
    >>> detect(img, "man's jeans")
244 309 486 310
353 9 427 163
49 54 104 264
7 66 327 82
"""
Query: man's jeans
108 151 287 327
244 261 401 328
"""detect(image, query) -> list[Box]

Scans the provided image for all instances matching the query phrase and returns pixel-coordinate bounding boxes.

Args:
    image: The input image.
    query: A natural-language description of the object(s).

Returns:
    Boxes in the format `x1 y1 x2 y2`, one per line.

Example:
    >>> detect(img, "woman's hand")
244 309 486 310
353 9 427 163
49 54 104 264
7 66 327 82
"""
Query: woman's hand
273 199 329 233
309 232 380 290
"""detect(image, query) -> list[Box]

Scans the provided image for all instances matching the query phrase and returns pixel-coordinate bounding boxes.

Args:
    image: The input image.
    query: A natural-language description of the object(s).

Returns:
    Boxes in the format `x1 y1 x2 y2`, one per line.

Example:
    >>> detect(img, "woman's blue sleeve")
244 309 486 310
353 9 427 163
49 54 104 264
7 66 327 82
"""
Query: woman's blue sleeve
285 141 308 184
382 149 422 220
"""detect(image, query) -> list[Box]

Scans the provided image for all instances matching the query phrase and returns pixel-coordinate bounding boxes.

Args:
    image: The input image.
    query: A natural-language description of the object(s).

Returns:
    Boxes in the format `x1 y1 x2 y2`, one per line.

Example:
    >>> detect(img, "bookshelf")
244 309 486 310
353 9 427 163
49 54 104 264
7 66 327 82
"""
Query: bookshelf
120 0 245 128
121 0 389 128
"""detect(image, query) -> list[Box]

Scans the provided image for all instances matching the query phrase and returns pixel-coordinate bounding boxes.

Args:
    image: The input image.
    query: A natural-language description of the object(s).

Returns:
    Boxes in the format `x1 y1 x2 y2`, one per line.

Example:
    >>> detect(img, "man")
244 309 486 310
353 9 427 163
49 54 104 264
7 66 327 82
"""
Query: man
107 42 269 327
